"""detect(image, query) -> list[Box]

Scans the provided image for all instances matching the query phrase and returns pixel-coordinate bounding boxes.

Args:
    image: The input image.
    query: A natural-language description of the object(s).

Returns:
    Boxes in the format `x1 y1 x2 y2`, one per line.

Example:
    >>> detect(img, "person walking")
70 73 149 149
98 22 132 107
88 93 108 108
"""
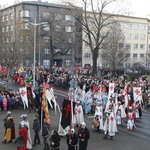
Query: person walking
78 122 90 150
42 119 50 150
32 114 41 146
2 111 16 143
49 130 61 150
66 128 78 150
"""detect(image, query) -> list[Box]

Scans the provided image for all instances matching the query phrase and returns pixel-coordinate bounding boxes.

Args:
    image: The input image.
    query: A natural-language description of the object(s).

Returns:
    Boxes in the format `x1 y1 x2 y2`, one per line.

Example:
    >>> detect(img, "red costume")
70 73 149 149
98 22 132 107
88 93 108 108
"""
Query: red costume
17 127 28 150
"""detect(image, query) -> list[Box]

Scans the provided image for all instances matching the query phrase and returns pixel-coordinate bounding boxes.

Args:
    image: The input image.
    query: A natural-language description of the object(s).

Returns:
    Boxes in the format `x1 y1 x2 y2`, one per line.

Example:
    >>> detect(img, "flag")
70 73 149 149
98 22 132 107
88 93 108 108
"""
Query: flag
133 87 143 103
42 83 50 125
19 87 28 109
61 98 75 129
108 83 115 99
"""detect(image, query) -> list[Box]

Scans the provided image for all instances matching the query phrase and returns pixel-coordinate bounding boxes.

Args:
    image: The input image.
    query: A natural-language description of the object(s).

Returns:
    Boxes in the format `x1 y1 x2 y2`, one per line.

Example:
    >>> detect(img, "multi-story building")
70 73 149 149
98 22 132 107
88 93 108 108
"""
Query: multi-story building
82 14 150 69
0 1 82 68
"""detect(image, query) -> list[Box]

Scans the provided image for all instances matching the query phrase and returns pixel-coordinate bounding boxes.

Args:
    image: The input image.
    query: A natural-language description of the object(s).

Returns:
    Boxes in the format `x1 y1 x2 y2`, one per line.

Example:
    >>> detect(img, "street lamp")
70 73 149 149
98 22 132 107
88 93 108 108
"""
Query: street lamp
25 19 48 88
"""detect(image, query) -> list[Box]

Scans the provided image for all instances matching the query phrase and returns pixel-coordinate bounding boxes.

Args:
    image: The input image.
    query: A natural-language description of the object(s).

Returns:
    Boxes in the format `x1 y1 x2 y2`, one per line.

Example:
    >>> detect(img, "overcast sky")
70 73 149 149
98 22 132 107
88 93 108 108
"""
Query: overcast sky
0 0 150 18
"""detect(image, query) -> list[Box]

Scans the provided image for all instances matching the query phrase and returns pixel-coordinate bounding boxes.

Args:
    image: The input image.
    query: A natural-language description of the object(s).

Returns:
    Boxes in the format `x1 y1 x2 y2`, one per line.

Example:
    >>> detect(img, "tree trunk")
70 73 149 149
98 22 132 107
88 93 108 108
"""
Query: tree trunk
92 51 98 77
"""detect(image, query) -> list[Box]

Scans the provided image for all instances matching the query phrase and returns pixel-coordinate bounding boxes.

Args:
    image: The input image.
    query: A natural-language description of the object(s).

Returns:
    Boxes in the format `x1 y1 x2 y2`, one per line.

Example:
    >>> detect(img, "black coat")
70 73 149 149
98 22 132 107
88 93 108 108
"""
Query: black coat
78 127 90 150
50 131 61 149
42 123 50 138
32 118 40 132
66 132 78 150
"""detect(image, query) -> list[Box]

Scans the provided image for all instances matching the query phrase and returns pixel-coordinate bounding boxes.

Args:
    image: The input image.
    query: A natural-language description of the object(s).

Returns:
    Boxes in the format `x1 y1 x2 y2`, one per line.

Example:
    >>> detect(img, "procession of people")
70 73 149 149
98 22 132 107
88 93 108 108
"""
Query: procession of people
0 65 150 150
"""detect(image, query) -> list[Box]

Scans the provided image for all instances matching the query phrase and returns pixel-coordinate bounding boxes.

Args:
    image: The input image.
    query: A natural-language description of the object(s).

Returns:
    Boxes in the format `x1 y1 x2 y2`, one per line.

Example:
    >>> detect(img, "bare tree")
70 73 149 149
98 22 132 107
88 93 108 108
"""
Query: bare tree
0 20 34 88
40 11 77 73
101 24 128 73
63 0 128 76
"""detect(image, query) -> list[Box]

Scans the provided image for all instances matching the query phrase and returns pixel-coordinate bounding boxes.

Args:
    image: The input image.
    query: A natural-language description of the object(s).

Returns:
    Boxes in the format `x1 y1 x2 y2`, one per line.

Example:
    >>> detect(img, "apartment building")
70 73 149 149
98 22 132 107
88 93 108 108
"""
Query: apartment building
82 14 150 69
0 1 82 67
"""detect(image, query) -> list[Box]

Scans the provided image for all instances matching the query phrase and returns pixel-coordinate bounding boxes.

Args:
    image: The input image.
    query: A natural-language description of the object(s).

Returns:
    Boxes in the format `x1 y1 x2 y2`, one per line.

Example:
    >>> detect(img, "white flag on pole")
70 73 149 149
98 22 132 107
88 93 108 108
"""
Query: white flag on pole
19 87 28 109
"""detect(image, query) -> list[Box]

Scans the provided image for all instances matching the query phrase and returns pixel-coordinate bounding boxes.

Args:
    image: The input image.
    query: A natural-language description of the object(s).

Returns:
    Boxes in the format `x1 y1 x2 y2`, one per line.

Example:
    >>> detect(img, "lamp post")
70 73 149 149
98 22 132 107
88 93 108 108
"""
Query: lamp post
26 19 48 88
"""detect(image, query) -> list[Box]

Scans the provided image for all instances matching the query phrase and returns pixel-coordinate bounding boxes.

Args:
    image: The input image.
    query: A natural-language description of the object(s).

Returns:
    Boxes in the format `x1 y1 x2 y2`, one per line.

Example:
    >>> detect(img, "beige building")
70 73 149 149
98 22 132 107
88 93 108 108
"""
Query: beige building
82 14 150 69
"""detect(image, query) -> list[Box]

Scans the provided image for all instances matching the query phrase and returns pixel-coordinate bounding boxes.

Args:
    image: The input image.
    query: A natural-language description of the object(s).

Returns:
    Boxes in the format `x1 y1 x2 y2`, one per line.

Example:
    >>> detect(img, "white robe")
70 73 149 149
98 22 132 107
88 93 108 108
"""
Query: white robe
94 106 103 130
74 104 84 126
103 112 118 136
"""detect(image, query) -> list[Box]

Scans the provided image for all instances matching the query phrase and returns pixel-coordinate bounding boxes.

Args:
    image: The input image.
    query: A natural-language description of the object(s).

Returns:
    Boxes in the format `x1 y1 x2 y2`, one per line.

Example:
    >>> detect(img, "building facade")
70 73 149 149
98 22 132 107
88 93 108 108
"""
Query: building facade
0 1 82 68
82 14 150 69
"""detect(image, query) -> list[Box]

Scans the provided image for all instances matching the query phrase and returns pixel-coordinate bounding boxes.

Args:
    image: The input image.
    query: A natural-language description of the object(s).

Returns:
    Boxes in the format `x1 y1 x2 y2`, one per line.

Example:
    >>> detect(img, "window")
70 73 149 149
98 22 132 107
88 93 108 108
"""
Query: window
140 34 145 40
55 14 63 20
126 33 132 39
55 49 61 53
43 12 49 19
19 10 29 17
24 22 29 30
67 49 72 55
133 53 138 58
65 59 71 65
20 36 23 42
24 10 29 17
118 43 124 48
2 27 5 32
10 36 13 42
43 24 50 31
43 60 50 67
2 16 4 22
84 42 89 48
125 63 130 68
126 23 132 29
43 36 50 43
43 48 50 54
133 24 139 30
5 15 8 21
65 15 74 21
26 60 30 66
134 34 138 40
19 10 23 17
10 13 13 20
55 25 61 32
68 38 73 43
140 24 146 30
126 53 130 58
140 54 144 58
133 44 138 50
126 43 131 50
84 53 91 59
140 44 145 50
6 26 9 32
65 26 72 32
6 37 9 43
10 25 13 31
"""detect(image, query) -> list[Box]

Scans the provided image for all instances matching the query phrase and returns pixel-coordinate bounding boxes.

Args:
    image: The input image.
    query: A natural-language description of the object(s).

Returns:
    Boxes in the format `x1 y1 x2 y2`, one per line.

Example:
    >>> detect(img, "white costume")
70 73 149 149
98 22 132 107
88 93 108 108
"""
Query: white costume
74 102 84 126
127 108 136 131
103 110 118 139
20 114 32 150
93 105 103 130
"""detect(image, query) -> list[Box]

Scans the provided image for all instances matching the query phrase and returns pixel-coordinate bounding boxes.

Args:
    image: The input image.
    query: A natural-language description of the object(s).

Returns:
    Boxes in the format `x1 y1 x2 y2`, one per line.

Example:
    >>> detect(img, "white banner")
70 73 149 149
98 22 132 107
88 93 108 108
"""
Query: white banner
108 83 115 99
19 87 28 109
133 87 143 103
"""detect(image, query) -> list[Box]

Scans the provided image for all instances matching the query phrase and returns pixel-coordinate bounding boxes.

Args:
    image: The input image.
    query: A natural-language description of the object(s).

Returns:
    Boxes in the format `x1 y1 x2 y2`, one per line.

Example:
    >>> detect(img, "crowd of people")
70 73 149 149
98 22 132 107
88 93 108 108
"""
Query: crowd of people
0 66 150 150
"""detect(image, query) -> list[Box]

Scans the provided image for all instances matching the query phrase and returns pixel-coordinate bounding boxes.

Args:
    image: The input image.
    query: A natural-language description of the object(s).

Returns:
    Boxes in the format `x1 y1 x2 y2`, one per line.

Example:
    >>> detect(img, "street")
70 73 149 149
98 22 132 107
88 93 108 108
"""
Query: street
0 81 150 150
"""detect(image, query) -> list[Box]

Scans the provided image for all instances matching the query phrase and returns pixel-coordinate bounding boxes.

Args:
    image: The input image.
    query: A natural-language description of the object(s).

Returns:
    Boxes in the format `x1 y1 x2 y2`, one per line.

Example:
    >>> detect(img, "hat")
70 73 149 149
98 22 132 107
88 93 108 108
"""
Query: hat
71 128 75 133
20 114 27 118
7 111 11 114
76 100 80 104
81 122 86 126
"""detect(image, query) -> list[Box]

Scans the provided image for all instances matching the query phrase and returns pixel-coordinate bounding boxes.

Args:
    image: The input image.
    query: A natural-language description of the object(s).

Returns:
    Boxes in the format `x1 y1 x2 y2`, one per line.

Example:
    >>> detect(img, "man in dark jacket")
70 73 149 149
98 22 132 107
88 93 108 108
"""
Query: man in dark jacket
50 130 61 150
66 128 78 150
32 114 41 146
42 119 50 150
78 122 90 150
